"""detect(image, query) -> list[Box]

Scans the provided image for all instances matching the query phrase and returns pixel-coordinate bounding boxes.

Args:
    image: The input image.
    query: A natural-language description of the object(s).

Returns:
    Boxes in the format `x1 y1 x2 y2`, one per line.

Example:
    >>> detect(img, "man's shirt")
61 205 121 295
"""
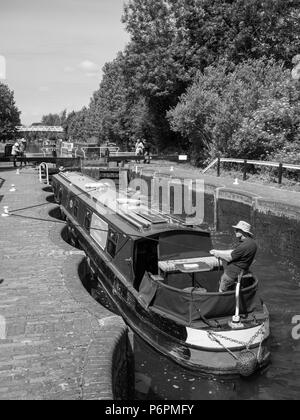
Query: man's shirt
225 237 257 279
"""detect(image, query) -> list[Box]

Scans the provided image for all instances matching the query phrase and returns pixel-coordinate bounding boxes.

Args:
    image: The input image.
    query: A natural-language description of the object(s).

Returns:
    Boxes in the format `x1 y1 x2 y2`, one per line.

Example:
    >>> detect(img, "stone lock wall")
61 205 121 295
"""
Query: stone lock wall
130 170 300 267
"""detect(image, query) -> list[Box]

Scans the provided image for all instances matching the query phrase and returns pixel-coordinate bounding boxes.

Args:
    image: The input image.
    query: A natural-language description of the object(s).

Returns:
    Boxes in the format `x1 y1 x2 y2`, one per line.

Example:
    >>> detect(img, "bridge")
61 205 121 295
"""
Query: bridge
16 126 64 133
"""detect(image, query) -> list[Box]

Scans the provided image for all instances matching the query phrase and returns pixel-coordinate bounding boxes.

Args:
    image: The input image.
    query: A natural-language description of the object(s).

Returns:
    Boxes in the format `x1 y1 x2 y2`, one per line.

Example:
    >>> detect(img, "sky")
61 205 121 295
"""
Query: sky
0 0 130 125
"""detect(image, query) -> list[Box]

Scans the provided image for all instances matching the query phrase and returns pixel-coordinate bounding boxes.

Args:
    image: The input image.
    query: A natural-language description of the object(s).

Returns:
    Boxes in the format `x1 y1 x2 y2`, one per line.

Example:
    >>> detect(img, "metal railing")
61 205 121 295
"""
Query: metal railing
110 151 136 157
41 147 57 157
203 157 300 185
74 146 121 159
39 163 50 185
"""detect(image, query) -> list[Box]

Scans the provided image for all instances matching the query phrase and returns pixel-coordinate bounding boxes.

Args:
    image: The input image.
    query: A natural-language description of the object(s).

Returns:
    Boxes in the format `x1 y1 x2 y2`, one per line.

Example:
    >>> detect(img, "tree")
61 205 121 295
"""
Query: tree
41 113 62 126
62 110 77 140
67 108 89 142
168 58 300 165
121 0 300 150
78 53 156 149
0 83 21 142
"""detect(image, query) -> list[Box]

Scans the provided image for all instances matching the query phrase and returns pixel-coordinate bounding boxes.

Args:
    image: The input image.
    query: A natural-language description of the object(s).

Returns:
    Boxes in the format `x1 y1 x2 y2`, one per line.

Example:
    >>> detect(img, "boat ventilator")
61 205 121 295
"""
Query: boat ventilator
207 323 265 377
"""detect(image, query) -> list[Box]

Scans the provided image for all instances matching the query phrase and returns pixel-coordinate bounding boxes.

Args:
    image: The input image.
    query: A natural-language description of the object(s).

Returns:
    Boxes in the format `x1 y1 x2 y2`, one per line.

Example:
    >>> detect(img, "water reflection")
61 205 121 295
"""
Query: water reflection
134 233 300 400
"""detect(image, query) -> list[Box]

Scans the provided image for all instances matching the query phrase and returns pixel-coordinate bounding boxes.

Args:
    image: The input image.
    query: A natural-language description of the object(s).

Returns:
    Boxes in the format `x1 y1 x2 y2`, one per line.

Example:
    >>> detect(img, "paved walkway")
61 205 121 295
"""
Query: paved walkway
0 166 126 400
138 162 300 208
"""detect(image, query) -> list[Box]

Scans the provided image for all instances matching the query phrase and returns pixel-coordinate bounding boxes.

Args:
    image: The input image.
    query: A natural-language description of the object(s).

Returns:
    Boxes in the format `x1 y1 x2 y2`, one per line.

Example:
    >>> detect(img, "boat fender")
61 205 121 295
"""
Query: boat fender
236 350 258 377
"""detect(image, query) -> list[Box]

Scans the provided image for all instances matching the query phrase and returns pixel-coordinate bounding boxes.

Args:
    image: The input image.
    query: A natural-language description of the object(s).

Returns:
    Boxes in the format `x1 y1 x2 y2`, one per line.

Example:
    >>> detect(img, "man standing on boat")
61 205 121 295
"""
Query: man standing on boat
210 221 257 293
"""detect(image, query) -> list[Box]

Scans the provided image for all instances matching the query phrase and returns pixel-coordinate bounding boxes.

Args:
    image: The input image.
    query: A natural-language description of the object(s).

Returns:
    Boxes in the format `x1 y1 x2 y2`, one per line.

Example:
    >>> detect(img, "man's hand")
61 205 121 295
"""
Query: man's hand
210 249 233 263
210 250 219 257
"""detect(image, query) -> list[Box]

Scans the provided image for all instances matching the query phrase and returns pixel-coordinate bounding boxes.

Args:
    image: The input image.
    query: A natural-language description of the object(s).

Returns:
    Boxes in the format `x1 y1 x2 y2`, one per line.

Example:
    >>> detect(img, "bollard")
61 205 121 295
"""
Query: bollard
170 166 174 179
16 168 20 175
1 206 10 217
233 178 239 185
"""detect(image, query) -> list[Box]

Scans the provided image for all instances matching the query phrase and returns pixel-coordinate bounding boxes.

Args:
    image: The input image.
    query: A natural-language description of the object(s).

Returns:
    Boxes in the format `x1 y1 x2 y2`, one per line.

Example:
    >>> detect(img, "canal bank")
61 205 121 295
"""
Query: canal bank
0 166 132 400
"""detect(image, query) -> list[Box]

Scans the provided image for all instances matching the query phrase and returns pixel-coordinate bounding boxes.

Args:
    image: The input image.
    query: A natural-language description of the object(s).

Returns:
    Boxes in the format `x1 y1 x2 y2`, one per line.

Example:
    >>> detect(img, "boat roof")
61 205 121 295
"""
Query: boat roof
54 171 210 240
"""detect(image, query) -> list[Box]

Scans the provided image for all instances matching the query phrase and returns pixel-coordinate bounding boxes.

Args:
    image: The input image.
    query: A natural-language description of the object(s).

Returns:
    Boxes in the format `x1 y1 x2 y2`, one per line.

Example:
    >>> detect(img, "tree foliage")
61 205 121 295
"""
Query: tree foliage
122 0 300 95
121 0 300 151
168 58 300 164
41 110 67 126
0 83 21 142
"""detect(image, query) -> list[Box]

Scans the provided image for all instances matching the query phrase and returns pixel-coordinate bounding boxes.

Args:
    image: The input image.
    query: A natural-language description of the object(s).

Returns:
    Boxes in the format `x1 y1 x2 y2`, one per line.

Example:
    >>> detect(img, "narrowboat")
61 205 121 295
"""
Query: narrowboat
52 170 271 377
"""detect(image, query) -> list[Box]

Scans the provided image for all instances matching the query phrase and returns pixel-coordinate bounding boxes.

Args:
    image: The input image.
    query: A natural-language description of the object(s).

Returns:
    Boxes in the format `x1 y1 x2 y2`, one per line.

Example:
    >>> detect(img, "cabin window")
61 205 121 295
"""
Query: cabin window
90 214 109 250
73 199 79 218
107 228 119 258
84 211 92 231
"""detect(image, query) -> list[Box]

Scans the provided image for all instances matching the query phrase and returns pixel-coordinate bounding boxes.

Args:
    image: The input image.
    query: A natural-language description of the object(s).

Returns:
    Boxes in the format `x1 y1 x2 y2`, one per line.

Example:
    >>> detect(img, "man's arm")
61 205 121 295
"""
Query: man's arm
210 249 234 263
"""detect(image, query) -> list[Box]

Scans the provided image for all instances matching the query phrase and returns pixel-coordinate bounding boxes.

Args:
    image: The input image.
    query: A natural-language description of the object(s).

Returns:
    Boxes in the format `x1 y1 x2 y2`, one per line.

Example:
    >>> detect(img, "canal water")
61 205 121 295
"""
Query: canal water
134 232 300 400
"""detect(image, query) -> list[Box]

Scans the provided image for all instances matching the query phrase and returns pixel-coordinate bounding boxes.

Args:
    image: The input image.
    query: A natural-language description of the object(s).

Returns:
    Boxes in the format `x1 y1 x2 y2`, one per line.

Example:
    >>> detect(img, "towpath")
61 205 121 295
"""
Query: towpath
0 165 127 400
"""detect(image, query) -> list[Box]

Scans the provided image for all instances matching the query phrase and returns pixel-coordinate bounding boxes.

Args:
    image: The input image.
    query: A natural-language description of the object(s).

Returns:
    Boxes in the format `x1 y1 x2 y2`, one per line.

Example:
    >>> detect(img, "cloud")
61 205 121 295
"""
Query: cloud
63 65 75 73
79 60 98 71
38 86 50 92
0 55 6 80
85 71 99 78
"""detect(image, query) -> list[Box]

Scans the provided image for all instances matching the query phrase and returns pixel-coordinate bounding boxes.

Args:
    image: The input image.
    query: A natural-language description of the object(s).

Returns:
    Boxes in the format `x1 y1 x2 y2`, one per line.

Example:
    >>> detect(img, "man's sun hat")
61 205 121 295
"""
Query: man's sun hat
232 221 253 236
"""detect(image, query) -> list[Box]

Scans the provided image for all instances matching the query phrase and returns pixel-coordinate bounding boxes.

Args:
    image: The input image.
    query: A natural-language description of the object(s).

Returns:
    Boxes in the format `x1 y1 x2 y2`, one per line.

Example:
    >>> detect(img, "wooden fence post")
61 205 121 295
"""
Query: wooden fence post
243 160 247 181
278 163 283 185
217 157 221 177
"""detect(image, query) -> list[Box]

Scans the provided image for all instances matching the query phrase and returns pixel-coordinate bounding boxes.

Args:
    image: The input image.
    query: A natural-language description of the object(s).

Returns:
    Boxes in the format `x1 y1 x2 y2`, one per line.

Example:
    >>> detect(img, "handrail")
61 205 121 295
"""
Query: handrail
110 151 136 157
202 158 218 174
203 157 300 184
39 162 49 185
80 146 120 159
41 147 57 157
220 158 300 171
232 272 244 325
61 147 72 156
203 158 300 173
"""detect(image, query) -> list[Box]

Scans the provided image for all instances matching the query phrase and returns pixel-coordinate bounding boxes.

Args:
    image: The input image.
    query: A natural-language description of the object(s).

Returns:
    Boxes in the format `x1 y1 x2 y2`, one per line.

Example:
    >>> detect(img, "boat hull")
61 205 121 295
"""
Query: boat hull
90 270 270 377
